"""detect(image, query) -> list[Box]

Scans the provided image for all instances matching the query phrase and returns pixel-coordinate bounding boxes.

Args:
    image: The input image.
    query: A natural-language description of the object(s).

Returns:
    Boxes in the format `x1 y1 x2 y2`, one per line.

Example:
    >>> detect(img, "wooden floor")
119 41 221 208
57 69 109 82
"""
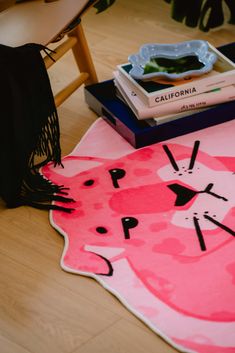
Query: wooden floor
1 1 235 352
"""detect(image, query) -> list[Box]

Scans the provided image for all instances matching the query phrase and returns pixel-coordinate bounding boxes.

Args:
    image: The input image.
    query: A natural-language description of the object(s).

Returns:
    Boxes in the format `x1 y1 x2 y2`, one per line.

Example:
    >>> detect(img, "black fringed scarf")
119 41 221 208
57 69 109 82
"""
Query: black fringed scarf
0 43 74 212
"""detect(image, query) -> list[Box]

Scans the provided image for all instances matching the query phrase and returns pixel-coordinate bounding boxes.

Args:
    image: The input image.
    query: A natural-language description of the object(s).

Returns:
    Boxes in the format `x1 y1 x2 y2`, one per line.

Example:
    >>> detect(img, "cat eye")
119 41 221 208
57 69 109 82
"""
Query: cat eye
83 179 95 186
121 217 139 239
109 168 126 188
96 226 108 234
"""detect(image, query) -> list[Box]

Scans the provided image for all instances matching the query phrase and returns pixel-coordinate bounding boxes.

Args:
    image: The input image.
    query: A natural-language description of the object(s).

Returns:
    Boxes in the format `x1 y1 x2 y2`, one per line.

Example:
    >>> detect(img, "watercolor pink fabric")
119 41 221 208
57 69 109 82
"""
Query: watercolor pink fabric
42 118 235 353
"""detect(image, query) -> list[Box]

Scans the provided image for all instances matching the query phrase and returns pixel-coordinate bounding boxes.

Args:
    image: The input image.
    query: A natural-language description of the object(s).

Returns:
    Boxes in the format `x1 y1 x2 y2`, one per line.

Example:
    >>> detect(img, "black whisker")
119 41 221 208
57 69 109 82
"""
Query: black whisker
188 140 200 170
204 214 235 236
163 145 179 171
193 216 207 251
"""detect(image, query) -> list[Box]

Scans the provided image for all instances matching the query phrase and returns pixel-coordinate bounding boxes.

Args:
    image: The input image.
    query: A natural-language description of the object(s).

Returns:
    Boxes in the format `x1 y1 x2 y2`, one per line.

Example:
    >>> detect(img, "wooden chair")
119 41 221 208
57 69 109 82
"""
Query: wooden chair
0 0 98 107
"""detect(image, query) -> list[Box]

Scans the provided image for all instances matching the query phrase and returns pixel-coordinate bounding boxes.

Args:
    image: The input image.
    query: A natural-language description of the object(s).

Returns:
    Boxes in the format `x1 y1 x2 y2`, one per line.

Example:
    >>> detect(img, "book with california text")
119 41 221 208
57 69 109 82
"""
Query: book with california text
117 43 235 107
113 70 235 121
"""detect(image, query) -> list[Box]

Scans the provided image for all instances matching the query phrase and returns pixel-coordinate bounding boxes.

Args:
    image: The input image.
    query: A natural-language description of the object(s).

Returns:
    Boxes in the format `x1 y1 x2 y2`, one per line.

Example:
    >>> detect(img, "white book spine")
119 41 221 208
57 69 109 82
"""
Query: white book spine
114 71 235 120
118 65 235 107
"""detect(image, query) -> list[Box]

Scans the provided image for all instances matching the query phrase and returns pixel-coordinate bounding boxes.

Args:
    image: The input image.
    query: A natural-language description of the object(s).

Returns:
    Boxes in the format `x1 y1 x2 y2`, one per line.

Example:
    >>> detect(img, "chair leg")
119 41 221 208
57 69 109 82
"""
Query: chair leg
68 21 98 85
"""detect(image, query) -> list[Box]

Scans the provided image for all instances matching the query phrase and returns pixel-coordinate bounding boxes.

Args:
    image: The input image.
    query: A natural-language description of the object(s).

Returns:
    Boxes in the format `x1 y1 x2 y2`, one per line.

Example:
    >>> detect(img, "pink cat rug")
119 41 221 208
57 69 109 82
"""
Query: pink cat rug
42 118 235 353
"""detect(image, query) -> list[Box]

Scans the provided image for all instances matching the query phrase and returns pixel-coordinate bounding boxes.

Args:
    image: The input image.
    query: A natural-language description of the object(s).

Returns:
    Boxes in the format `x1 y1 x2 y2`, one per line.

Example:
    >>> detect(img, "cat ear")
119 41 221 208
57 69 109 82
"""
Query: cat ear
41 118 135 183
170 120 235 157
70 118 134 159
41 155 105 183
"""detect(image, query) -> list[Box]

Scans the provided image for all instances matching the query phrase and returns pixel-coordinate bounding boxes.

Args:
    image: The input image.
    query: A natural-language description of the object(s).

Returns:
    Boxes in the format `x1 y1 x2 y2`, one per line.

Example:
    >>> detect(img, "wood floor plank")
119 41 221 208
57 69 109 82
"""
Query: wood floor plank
73 319 179 353
0 333 32 353
0 252 119 353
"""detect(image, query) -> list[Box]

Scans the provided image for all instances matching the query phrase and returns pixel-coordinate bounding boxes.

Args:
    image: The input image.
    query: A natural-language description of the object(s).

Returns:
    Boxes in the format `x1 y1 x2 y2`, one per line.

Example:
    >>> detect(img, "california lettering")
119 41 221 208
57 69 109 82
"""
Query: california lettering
155 87 197 103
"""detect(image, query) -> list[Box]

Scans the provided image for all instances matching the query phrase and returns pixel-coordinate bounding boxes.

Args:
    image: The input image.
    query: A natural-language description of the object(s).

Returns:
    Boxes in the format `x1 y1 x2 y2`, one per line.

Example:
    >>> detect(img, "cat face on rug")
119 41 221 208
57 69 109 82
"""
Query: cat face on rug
42 140 235 322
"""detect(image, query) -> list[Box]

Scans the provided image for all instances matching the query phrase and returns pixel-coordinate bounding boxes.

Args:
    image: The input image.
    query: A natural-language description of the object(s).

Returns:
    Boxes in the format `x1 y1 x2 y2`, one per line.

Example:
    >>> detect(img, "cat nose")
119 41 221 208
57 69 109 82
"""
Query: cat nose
167 183 198 206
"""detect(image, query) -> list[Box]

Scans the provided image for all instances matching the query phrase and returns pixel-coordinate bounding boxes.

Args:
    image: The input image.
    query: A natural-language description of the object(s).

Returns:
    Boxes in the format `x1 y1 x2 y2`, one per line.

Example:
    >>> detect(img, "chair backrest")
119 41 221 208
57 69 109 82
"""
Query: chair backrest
0 0 89 46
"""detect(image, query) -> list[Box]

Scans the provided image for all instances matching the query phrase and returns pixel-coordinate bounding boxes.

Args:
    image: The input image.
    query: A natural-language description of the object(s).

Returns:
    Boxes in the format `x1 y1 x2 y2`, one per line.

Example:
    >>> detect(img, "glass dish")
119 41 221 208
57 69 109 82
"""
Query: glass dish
128 40 217 81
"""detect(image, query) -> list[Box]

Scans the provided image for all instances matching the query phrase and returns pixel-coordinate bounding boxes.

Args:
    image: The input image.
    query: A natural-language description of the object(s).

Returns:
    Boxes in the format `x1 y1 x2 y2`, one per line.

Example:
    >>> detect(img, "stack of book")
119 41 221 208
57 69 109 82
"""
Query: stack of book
113 43 235 126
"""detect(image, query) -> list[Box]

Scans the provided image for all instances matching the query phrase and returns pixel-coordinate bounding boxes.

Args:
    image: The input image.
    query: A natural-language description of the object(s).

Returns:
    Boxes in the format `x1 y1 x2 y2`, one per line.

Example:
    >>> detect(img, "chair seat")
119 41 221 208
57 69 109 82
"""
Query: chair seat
0 0 98 107
0 0 90 46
